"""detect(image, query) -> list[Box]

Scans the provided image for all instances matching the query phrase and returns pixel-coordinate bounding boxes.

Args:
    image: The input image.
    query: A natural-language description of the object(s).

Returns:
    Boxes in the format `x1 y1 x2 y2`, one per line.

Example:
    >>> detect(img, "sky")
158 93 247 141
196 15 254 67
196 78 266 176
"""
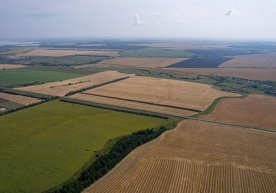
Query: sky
0 0 276 40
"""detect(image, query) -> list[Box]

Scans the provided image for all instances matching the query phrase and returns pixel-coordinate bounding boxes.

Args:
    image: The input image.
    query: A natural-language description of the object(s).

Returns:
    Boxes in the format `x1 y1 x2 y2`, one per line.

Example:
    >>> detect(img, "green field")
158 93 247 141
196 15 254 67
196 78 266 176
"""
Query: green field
0 100 167 193
120 48 195 58
0 55 109 66
0 68 82 87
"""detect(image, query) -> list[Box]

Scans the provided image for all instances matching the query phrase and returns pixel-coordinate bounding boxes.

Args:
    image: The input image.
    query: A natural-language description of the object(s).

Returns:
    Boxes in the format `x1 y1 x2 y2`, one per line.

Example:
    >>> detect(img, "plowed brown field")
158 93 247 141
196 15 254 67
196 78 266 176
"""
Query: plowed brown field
97 57 187 68
17 49 119 57
79 76 239 112
166 68 276 81
220 53 276 68
0 64 25 70
203 94 276 129
84 120 276 193
0 92 41 105
17 71 133 96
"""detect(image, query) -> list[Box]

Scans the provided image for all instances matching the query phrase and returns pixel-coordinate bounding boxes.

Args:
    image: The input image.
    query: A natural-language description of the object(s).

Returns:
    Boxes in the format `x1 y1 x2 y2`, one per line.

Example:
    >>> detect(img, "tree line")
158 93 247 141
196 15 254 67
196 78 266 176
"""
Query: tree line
44 125 169 193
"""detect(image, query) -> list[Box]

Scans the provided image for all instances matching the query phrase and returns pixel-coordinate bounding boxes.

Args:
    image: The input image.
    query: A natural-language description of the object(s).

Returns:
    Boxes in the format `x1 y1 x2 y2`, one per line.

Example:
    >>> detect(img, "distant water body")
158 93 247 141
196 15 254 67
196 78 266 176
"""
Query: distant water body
0 40 40 46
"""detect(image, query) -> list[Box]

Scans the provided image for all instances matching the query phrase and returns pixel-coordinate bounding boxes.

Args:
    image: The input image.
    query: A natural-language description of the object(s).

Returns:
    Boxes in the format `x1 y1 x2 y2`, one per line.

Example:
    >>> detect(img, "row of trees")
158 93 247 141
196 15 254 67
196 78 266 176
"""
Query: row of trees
45 126 168 193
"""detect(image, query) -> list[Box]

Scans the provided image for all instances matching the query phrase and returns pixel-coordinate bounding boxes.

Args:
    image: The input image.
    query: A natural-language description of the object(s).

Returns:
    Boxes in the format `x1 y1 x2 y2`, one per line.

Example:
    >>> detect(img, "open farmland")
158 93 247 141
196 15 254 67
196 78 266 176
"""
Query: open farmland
17 71 133 96
135 42 229 50
203 94 276 129
71 76 239 117
0 100 167 193
0 68 82 87
219 52 276 68
0 48 33 56
70 93 196 117
0 98 23 111
120 48 195 58
16 49 119 57
97 57 187 68
0 92 41 107
168 57 232 68
0 64 25 70
84 119 276 193
166 67 276 81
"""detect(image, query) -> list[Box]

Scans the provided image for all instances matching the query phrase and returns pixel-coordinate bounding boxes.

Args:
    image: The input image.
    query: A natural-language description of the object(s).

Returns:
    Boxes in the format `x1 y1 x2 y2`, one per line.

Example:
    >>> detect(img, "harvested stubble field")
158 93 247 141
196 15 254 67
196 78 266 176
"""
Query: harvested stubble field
0 92 41 106
220 52 276 68
97 57 187 68
17 71 133 96
70 93 195 117
0 64 25 70
16 49 119 57
73 76 239 116
84 119 276 193
203 94 276 129
0 100 166 193
166 67 276 81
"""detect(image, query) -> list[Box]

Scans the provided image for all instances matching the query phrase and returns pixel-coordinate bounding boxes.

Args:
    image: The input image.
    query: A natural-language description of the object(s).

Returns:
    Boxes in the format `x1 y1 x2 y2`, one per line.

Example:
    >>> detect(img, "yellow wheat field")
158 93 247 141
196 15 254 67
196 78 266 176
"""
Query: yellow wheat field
203 94 276 129
70 93 195 117
0 92 41 105
84 120 276 193
17 71 133 96
80 76 239 112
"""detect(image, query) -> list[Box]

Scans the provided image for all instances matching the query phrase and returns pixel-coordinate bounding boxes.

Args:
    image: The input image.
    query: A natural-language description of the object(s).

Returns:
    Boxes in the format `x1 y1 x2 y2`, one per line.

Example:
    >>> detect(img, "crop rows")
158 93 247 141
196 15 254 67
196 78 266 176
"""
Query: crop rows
86 158 276 193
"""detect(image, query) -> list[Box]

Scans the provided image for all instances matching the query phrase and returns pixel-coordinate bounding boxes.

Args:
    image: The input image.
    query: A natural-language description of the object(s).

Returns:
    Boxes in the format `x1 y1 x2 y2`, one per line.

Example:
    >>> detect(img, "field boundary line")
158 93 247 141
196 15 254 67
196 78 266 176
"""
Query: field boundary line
64 75 133 96
60 97 184 119
81 92 201 113
185 116 276 133
0 87 57 100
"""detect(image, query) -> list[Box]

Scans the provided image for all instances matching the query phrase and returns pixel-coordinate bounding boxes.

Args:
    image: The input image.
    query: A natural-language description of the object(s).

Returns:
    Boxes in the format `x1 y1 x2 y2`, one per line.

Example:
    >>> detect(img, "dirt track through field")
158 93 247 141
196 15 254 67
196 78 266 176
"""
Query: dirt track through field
84 119 276 193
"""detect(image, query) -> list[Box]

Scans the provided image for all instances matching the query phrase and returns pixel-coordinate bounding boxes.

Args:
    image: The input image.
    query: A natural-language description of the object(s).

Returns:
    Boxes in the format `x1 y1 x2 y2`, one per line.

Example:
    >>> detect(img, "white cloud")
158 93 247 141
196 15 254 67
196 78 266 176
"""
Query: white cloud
133 14 144 25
